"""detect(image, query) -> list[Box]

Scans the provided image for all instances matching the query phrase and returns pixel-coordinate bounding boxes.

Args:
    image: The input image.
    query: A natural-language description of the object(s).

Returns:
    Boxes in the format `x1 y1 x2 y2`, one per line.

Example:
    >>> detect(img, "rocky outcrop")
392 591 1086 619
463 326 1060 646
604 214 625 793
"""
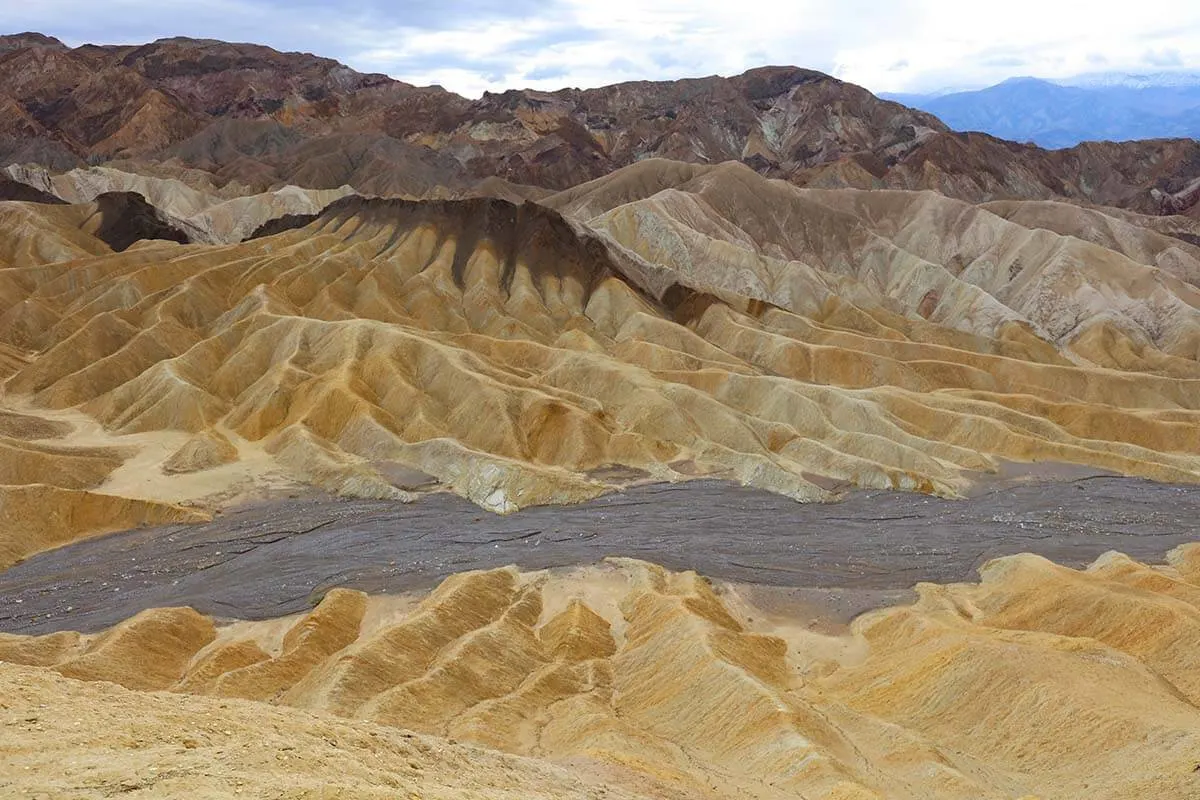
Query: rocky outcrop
4 35 1200 216
0 175 63 203
86 191 191 250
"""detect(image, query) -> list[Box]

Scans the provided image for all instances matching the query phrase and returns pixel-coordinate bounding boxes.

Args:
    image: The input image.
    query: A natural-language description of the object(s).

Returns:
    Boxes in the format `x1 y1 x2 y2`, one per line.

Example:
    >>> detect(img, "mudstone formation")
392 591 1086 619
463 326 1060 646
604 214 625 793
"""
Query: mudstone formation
1 32 1200 800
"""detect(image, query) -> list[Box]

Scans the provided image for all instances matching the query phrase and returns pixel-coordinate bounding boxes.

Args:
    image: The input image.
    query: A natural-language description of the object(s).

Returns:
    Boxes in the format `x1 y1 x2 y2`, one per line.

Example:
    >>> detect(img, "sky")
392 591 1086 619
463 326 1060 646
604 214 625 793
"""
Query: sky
8 0 1200 97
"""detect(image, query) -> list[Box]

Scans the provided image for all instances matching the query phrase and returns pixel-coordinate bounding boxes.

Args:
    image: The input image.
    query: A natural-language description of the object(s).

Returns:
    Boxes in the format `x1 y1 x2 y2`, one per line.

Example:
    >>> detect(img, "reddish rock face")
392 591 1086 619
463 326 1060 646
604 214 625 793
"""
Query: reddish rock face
0 38 945 189
0 32 68 54
859 131 1200 214
2 34 1199 214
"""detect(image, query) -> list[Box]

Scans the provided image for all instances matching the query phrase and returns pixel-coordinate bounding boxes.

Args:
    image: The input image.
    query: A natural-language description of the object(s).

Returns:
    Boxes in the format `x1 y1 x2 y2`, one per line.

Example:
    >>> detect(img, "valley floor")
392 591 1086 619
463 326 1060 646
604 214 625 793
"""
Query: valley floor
2 475 1197 635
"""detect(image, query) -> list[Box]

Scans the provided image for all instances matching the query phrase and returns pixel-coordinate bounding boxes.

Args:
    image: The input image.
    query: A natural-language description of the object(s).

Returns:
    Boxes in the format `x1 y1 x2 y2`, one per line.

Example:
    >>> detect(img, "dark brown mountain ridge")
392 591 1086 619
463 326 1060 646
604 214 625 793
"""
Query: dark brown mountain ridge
3 33 1200 216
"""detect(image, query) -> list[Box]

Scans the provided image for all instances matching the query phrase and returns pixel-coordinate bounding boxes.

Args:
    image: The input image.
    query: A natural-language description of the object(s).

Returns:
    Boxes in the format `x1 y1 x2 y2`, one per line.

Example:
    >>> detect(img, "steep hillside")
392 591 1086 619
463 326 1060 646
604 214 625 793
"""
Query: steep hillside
5 552 1200 799
0 37 942 190
5 35 1200 214
1 163 1199 565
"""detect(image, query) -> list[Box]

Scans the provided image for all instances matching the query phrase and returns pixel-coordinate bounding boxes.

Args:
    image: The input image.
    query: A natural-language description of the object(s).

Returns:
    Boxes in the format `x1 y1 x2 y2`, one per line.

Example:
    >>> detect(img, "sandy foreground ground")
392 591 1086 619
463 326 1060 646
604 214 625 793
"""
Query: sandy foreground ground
0 662 676 800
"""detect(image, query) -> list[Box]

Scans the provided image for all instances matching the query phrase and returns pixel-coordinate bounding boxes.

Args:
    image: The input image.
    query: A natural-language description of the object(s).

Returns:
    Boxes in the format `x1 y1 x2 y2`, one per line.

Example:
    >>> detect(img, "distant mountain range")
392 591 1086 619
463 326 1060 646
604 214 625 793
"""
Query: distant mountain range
4 33 1200 216
883 73 1200 149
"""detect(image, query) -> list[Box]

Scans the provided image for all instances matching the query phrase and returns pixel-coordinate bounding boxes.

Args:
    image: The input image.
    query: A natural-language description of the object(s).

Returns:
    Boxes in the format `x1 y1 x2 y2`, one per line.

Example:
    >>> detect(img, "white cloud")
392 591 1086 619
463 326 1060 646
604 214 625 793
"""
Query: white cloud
831 0 1200 92
8 0 1200 96
352 0 1200 95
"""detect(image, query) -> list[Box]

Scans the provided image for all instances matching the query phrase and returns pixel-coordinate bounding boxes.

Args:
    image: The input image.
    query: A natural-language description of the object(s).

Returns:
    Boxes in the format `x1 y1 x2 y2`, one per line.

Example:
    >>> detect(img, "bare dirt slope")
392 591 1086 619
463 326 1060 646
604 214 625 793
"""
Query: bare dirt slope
2 161 1200 568
5 34 1200 213
4 552 1200 799
0 662 665 800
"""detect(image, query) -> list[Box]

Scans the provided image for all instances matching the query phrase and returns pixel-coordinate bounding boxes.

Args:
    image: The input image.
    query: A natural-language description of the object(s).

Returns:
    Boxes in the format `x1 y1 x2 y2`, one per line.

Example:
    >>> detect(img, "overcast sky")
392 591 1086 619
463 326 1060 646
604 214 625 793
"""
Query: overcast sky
10 0 1200 97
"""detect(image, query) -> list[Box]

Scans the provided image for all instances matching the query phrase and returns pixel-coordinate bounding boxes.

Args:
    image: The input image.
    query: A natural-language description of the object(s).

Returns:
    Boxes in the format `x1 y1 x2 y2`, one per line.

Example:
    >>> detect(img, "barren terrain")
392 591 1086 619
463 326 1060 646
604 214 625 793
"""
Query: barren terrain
3 32 1200 800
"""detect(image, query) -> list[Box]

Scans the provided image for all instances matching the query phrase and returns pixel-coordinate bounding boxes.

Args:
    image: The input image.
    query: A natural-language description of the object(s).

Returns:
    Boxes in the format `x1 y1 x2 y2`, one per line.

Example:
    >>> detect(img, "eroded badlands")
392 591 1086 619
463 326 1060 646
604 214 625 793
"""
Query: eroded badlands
2 160 1200 569
5 553 1200 799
